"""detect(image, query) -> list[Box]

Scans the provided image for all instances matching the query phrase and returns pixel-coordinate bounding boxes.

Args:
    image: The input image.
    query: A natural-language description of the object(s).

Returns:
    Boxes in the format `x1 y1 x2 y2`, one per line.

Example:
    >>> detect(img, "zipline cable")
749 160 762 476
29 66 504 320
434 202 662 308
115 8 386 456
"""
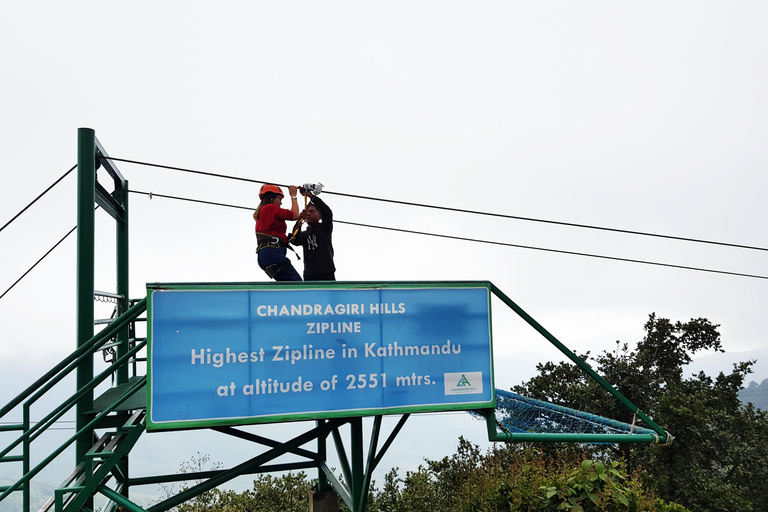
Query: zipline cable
337 220 768 281
102 156 768 254
0 225 77 300
126 189 768 281
4 158 763 303
0 165 76 234
0 206 99 302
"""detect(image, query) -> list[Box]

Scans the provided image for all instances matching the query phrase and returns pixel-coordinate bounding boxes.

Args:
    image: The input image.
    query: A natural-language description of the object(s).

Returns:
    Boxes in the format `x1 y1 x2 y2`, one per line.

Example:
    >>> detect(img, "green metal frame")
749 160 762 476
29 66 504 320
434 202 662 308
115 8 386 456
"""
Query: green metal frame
76 127 131 510
484 283 672 444
0 130 420 512
0 128 671 512
0 299 148 510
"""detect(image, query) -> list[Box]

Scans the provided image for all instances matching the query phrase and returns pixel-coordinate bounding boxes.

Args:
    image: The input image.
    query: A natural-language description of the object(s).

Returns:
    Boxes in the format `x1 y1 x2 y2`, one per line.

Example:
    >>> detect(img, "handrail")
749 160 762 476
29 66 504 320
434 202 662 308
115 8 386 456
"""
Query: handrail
0 376 147 501
0 299 147 507
0 302 147 461
7 339 147 457
0 298 147 420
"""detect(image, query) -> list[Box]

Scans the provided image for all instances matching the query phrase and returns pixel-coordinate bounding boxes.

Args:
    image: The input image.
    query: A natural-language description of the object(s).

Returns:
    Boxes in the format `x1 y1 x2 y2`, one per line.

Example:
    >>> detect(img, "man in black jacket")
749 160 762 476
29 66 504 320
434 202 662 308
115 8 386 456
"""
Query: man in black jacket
289 191 335 281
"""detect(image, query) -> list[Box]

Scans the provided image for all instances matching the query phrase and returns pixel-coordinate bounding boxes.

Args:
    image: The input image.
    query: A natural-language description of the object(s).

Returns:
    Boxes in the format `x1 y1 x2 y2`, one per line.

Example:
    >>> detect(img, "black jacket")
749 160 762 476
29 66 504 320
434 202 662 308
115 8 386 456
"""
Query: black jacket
290 197 335 280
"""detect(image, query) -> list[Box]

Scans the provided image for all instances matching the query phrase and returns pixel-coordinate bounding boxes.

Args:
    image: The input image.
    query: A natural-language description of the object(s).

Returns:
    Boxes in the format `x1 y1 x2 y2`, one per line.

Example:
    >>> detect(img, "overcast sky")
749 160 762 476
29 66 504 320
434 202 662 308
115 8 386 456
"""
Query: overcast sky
1 1 767 492
2 1 768 360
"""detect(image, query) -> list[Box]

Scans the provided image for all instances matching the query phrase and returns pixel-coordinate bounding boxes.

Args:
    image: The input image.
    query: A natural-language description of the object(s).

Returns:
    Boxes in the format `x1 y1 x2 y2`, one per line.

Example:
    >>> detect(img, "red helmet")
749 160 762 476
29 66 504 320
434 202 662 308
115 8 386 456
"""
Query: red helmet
259 184 283 199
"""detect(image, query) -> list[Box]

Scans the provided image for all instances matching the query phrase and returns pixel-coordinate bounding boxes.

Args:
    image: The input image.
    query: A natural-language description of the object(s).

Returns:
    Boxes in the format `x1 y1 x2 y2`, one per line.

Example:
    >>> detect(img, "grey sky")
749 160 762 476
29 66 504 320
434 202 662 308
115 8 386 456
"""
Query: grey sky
1 2 767 381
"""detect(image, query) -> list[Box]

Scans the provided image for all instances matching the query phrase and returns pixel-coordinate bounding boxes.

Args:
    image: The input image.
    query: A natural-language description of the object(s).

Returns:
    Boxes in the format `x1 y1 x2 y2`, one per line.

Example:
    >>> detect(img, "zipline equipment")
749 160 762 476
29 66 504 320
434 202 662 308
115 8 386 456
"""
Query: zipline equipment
300 182 324 196
255 232 302 273
287 182 324 245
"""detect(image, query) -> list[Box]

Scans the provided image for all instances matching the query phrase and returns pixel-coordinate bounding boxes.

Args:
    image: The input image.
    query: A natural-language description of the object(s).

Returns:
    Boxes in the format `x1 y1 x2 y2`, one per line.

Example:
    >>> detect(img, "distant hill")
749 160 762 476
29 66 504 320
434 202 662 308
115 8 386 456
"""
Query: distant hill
645 345 768 411
685 345 768 385
739 379 768 410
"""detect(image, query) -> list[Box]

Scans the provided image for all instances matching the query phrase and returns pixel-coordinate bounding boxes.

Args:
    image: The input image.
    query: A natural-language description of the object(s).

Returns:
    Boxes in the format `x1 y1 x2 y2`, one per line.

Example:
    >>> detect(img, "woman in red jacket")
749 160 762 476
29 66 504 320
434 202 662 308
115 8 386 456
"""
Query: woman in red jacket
253 184 302 281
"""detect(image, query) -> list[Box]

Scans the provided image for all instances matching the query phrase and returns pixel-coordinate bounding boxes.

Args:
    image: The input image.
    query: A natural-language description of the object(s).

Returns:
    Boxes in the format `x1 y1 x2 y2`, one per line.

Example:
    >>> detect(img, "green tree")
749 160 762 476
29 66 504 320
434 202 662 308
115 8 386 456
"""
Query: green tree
514 313 768 512
172 471 313 512
164 442 684 512
367 438 684 512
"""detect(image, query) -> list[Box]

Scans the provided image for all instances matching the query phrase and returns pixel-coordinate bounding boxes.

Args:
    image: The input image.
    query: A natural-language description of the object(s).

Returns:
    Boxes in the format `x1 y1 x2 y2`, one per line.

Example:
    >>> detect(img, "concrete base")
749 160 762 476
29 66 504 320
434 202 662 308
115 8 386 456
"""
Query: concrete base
309 490 339 512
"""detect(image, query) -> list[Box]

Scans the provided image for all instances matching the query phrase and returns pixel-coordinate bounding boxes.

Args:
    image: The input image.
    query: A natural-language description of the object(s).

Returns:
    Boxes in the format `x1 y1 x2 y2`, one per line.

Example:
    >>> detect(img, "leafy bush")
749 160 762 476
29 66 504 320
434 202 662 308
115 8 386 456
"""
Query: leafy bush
367 438 688 512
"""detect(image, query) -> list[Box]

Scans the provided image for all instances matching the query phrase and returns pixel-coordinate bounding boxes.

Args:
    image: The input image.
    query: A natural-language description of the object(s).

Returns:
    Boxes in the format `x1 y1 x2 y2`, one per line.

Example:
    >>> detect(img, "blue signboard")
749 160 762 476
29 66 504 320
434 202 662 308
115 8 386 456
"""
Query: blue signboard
147 284 494 430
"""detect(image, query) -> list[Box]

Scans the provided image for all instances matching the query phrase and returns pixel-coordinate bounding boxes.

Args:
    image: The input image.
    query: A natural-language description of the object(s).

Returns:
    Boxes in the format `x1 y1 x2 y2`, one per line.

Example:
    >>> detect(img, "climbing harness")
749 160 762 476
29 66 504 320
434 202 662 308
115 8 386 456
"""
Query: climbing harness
287 182 323 245
255 233 286 252
256 232 300 259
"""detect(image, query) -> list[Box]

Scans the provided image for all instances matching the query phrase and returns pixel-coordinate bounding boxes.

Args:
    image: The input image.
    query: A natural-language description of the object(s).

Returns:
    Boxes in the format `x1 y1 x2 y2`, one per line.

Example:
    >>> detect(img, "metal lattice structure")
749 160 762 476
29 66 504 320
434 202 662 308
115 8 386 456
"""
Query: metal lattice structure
0 128 671 512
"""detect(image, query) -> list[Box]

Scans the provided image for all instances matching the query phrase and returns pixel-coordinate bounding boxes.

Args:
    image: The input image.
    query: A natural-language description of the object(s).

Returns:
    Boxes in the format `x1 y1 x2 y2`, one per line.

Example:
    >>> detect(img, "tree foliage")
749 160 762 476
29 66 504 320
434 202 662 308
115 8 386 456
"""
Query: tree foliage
514 313 768 512
173 472 313 512
367 438 684 512
161 314 768 511
165 441 682 512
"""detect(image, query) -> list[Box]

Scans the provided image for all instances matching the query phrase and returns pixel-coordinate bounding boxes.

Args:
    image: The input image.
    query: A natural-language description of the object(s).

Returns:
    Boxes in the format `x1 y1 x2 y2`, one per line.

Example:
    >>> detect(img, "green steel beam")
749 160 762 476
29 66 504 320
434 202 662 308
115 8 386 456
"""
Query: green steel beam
328 416 403 512
74 128 132 510
331 426 352 491
94 138 127 186
94 182 125 222
319 461 352 506
64 414 145 512
30 342 145 445
28 344 144 446
147 418 346 512
0 377 146 502
350 418 365 512
22 407 29 511
98 485 148 512
371 414 409 471
482 409 666 444
211 426 319 460
76 127 96 470
317 420 330 492
116 176 129 387
127 461 316 488
489 284 672 443
359 416 382 512
146 279 491 292
0 334 147 463
0 299 146 421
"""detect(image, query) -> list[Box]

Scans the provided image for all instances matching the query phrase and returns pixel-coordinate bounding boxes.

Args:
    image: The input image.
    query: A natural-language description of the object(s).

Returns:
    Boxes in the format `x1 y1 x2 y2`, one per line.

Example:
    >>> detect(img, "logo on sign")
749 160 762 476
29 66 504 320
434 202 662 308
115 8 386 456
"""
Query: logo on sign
444 372 483 395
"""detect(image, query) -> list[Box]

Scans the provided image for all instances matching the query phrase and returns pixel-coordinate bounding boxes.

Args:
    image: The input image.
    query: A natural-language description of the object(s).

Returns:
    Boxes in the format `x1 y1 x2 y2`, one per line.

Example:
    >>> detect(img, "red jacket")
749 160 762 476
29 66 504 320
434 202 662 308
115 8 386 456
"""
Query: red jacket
255 204 294 242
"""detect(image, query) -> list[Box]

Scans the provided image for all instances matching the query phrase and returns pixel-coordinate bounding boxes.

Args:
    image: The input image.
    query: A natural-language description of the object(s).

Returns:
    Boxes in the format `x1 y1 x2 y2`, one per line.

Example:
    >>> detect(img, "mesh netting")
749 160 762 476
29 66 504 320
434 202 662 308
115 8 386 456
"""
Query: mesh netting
490 389 656 436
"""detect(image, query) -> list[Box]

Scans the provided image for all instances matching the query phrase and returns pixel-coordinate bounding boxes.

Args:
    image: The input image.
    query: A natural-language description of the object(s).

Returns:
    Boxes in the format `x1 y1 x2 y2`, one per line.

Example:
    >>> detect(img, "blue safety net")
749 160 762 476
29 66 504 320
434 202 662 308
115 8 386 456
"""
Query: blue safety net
490 389 657 436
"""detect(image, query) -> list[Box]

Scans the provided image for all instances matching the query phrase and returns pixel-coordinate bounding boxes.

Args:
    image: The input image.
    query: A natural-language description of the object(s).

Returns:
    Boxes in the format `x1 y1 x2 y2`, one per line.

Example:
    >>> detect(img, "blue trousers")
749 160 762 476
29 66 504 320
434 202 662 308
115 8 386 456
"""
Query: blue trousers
257 247 302 281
